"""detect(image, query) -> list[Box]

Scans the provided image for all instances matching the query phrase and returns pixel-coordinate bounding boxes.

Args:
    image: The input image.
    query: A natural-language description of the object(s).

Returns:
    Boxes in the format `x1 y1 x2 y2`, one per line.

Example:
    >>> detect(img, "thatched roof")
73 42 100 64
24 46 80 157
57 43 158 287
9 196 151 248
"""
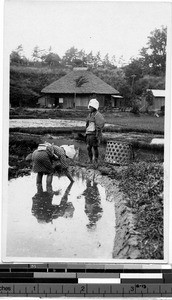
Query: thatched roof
41 69 119 95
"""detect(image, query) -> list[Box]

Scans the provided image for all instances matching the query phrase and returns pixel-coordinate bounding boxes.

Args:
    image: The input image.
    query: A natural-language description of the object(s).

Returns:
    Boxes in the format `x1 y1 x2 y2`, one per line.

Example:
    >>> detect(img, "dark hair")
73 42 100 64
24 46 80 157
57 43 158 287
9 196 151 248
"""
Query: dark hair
89 106 97 112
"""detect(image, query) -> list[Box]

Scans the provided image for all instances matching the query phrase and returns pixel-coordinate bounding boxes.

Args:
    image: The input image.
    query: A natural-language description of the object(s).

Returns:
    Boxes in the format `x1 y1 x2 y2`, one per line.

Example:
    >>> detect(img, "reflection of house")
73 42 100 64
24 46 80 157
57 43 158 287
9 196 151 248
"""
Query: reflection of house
40 68 119 109
140 89 165 112
111 95 124 108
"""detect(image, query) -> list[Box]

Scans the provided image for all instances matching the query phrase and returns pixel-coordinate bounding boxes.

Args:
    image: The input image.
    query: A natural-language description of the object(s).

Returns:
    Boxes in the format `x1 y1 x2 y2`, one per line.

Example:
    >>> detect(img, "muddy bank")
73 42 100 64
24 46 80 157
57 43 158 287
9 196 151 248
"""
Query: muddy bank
72 166 142 259
8 131 164 180
119 162 164 259
9 127 164 154
80 163 164 259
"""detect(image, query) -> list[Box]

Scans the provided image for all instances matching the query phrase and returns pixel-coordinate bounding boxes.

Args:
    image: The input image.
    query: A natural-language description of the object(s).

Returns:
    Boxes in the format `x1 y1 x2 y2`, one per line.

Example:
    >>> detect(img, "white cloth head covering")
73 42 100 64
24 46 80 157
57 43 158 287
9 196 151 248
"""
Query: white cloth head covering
88 98 99 110
37 142 53 151
60 145 76 159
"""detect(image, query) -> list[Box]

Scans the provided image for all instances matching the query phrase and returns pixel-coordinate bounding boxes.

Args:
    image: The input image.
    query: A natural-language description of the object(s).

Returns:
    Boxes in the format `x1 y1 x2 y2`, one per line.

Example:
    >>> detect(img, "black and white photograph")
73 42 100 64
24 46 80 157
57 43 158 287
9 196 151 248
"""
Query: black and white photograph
2 0 172 262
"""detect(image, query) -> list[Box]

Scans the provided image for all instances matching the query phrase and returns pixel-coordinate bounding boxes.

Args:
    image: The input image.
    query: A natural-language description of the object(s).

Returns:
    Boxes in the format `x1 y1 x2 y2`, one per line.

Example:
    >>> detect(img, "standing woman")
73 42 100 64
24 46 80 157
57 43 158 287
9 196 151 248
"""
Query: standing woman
86 99 105 164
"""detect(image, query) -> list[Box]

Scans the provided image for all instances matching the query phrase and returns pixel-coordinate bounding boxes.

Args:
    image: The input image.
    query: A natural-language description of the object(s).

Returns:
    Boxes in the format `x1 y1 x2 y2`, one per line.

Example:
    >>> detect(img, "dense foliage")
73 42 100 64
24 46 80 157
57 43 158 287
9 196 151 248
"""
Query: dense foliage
10 27 166 108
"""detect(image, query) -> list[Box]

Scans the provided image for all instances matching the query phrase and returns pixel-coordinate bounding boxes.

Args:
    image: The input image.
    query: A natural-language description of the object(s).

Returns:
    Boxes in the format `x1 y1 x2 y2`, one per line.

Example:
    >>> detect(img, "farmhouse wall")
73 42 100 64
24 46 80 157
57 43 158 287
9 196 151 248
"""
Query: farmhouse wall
38 95 56 108
151 97 165 110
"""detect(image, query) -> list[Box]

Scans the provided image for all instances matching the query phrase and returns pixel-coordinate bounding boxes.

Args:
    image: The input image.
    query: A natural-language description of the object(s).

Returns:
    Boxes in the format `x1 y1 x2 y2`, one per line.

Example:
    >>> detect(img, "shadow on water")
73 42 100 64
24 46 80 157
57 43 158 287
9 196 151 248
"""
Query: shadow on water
6 169 116 259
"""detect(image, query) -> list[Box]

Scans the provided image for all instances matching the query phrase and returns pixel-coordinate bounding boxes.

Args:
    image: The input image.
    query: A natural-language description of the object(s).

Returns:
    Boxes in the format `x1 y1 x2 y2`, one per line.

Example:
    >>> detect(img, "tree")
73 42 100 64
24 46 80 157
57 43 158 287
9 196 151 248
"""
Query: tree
140 26 167 75
62 46 78 66
102 53 112 68
117 55 126 68
144 89 154 112
134 75 165 95
32 46 45 63
42 52 61 67
94 51 102 67
86 51 95 67
111 55 117 68
10 51 22 65
92 67 131 107
77 49 87 66
10 78 39 107
10 44 28 65
124 58 143 85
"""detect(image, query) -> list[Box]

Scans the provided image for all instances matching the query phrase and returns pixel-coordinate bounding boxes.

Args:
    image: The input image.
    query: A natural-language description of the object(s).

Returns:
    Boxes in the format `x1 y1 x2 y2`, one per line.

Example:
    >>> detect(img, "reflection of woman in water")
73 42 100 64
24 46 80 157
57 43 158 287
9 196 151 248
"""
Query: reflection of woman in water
32 182 74 223
82 180 103 230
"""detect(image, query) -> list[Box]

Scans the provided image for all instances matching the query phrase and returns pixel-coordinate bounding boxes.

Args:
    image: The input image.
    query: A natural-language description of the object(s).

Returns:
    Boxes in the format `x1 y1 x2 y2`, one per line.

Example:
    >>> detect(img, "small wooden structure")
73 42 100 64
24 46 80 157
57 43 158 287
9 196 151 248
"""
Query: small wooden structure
111 95 124 109
140 89 165 112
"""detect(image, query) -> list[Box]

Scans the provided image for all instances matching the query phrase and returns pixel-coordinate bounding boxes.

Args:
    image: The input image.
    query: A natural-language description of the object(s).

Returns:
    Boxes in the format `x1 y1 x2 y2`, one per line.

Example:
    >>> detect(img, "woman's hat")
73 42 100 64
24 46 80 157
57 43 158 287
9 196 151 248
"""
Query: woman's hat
60 145 76 159
88 98 99 110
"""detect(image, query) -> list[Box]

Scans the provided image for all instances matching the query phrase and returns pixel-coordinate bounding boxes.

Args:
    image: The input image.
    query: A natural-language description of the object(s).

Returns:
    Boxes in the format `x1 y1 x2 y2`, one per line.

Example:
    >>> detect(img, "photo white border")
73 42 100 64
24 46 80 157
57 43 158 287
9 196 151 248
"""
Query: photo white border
1 0 172 265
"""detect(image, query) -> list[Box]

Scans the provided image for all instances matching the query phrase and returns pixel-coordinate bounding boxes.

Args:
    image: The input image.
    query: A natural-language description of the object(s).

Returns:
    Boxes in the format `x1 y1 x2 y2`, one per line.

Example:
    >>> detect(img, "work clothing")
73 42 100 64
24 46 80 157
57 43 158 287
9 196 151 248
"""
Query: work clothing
86 111 105 139
32 145 68 174
85 107 105 163
32 146 54 174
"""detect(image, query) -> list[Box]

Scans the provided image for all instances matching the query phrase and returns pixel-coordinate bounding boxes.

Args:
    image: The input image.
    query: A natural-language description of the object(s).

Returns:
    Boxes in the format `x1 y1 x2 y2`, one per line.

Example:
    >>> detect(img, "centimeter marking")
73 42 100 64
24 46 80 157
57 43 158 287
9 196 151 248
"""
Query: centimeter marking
0 283 172 297
0 264 171 297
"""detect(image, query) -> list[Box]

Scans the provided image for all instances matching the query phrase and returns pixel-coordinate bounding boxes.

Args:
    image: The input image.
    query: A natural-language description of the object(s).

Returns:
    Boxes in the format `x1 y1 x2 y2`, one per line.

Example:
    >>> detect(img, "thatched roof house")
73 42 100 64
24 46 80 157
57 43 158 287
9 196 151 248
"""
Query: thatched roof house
40 68 119 109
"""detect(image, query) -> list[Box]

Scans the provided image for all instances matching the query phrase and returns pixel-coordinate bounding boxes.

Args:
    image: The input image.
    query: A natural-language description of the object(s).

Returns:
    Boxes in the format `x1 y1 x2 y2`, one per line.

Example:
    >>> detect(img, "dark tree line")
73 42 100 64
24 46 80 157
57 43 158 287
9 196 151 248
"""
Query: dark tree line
10 45 116 69
10 27 166 108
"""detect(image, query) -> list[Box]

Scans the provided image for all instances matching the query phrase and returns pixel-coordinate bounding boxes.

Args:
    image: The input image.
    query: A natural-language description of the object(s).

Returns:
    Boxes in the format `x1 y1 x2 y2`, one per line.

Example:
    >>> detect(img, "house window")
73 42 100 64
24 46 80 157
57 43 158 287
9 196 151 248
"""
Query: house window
59 98 63 103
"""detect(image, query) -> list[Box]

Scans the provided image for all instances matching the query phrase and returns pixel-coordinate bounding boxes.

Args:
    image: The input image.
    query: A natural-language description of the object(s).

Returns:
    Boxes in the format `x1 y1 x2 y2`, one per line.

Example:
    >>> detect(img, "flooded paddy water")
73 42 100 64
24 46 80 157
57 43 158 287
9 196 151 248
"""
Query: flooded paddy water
6 117 164 260
10 119 86 128
6 169 116 260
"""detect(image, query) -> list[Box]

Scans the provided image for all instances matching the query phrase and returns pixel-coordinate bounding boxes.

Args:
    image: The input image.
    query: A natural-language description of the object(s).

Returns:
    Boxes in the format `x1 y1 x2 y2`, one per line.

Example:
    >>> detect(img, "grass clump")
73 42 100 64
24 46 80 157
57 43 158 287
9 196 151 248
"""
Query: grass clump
119 162 164 259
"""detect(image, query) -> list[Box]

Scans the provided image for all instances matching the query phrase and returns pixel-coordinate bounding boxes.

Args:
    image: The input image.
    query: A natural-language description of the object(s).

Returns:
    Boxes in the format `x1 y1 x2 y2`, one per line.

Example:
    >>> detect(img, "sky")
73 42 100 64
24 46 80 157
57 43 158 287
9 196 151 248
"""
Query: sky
3 0 172 65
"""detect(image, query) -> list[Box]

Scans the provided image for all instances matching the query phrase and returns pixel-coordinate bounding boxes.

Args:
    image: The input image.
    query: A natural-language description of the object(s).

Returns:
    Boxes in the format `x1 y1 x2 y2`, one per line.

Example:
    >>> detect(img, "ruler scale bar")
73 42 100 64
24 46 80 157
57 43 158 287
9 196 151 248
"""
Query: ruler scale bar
0 264 171 297
0 284 171 295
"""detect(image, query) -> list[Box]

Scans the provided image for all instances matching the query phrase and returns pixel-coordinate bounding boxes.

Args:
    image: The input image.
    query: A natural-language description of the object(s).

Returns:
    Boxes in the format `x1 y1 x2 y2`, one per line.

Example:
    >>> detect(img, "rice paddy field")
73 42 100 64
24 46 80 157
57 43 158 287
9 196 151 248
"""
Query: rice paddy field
104 112 164 133
10 108 165 133
6 108 165 260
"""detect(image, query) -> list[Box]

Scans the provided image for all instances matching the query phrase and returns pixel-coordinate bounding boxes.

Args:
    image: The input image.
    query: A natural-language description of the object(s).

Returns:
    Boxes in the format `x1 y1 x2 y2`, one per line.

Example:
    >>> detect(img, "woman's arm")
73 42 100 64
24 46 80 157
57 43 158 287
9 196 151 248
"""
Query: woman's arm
64 169 74 182
54 149 74 182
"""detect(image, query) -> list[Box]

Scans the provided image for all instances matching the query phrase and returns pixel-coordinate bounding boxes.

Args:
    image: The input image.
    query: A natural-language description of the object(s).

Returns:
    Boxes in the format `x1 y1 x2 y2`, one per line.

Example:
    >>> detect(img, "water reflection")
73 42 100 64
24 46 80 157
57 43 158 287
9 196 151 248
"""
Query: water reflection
82 180 103 230
32 182 74 223
7 173 116 259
